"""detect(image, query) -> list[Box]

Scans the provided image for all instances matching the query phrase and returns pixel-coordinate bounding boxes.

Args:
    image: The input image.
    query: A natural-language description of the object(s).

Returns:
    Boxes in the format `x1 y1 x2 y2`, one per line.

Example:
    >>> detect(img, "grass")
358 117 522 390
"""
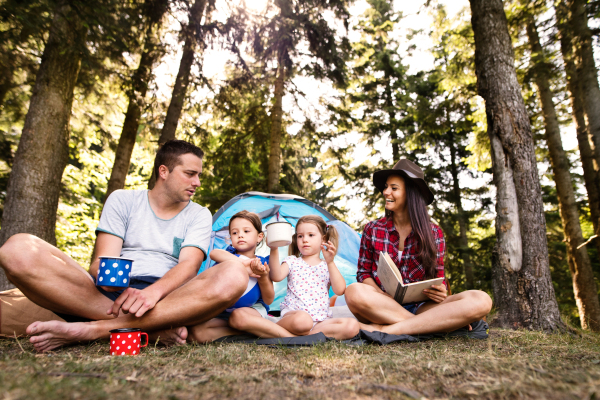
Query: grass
0 329 599 399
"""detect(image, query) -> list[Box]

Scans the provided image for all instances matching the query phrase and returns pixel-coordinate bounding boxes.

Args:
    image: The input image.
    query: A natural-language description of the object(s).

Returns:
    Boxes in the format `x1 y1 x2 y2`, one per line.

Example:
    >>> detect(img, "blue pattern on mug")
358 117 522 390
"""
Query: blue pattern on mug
97 257 133 288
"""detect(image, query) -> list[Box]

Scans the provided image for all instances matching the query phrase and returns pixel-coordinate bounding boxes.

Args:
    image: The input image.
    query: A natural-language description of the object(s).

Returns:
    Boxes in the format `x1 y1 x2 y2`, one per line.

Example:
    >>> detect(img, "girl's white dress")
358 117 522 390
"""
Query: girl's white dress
279 255 331 322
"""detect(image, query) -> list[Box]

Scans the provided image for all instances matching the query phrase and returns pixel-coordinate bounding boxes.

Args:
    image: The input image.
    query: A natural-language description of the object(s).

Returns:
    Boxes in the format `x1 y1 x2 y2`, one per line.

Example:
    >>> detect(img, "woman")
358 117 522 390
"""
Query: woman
345 159 492 335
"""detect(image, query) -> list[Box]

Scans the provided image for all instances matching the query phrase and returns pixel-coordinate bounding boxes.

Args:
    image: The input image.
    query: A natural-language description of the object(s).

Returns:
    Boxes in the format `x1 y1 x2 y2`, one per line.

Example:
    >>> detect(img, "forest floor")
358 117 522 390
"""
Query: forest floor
0 329 598 400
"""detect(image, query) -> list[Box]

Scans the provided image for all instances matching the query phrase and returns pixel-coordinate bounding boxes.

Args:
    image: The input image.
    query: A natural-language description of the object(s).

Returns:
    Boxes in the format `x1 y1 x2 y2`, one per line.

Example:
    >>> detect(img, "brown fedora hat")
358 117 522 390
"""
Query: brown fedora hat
372 159 434 205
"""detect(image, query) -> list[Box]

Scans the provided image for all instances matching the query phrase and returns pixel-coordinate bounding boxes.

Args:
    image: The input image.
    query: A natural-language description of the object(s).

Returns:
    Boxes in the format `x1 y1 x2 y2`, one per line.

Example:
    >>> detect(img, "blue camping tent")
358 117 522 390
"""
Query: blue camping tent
201 192 361 310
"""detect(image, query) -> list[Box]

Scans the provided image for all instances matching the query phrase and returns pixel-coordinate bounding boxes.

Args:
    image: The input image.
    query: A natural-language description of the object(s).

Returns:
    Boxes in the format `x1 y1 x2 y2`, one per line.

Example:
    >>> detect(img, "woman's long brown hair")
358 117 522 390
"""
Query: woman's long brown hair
386 175 437 279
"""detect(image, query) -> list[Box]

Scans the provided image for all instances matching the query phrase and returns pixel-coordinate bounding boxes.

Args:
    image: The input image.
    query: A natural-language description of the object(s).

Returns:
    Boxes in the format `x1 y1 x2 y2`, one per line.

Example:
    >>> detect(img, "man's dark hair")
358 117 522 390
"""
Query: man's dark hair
154 140 204 179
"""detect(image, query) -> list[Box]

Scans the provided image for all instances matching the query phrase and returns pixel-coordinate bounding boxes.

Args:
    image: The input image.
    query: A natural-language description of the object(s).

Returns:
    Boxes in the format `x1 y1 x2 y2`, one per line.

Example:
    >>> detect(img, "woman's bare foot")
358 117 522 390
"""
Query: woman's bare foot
148 326 188 346
26 320 99 352
358 322 384 332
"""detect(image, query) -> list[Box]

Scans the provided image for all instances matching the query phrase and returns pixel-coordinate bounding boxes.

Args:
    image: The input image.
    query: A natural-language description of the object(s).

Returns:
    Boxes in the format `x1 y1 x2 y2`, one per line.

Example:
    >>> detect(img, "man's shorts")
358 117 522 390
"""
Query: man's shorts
55 276 160 323
214 302 268 321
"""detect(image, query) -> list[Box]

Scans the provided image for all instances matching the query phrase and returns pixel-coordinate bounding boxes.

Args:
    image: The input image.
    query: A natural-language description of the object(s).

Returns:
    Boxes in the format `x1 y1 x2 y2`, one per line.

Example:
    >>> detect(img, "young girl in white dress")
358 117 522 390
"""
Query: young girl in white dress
229 215 360 340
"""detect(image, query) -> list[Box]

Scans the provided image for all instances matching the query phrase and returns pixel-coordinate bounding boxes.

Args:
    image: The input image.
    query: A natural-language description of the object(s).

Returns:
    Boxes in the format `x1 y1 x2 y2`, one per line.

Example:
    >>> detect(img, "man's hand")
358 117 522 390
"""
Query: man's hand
250 258 269 278
108 287 162 318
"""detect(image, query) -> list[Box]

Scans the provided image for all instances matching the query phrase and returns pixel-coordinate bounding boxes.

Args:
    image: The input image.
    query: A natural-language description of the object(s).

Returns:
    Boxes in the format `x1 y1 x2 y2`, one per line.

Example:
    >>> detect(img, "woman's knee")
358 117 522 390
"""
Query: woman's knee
344 283 368 310
343 319 360 338
465 290 493 318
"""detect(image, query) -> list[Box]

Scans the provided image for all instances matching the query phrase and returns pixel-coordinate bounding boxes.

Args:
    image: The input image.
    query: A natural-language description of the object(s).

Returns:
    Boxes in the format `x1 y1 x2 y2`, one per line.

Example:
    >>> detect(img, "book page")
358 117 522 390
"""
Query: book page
382 252 404 284
402 278 445 304
377 252 401 296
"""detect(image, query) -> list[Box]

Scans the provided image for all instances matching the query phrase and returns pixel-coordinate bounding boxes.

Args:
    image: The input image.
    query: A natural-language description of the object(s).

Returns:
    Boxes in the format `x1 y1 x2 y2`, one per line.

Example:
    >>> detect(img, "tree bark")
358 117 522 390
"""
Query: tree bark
469 0 564 331
147 0 207 190
448 131 474 290
557 0 600 257
267 54 285 193
568 0 600 184
0 2 86 290
527 18 600 331
104 0 168 201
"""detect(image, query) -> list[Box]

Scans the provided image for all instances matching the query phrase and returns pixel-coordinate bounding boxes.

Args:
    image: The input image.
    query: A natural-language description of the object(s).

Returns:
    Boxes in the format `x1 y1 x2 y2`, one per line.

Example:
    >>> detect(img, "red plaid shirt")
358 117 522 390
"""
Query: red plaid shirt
357 216 446 290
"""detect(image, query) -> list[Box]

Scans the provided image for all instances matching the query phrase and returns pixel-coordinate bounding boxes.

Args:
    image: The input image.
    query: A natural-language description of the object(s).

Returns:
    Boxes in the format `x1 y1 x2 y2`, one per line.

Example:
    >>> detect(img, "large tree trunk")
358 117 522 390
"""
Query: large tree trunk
267 55 285 193
557 0 600 257
448 131 474 290
104 0 168 201
527 18 600 331
469 0 564 331
148 0 207 190
0 2 86 290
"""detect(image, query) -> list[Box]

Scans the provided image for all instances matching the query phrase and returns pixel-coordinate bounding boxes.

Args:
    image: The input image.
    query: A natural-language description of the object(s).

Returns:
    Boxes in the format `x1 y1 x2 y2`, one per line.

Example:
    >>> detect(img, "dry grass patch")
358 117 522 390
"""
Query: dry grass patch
1 329 599 399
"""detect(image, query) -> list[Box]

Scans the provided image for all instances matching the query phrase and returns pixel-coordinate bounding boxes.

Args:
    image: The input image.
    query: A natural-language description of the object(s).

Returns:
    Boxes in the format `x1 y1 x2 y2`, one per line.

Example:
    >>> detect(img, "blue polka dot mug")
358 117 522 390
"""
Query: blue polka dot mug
97 257 134 288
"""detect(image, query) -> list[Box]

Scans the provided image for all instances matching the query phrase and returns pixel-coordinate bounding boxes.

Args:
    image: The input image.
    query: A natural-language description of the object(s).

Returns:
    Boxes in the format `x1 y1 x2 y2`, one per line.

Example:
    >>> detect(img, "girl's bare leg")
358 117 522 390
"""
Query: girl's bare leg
276 310 314 336
228 308 296 338
310 318 360 340
188 318 241 344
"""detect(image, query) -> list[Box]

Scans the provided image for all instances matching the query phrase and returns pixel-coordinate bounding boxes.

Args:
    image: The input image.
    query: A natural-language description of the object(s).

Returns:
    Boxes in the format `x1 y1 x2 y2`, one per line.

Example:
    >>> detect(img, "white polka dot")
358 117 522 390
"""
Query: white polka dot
112 341 115 344
122 340 126 344
99 277 103 282
118 271 123 276
112 352 115 355
137 333 140 337
102 262 105 267
121 351 125 355
110 277 116 282
116 346 120 350
128 334 131 338
125 264 130 269
128 346 131 349
117 335 120 338
133 339 136 343
123 279 127 283
132 351 136 354
105 269 110 275
113 263 118 268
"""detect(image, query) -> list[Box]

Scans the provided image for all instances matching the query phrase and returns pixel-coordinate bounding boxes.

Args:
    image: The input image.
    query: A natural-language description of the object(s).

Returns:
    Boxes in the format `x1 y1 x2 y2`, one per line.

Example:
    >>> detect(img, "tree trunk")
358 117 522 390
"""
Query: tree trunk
568 0 600 180
527 18 600 331
0 2 86 290
267 55 285 193
557 0 600 257
104 0 168 201
448 131 474 290
148 0 207 190
469 0 564 331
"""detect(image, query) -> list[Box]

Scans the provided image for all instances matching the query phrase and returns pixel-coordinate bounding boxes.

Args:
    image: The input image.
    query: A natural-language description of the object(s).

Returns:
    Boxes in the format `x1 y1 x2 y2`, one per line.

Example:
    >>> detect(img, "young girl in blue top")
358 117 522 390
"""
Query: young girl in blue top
188 210 275 343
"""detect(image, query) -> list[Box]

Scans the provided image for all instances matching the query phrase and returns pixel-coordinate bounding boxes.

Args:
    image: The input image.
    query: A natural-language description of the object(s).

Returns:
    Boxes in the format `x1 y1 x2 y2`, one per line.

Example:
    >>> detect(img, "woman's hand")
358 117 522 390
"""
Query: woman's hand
321 240 337 264
423 284 447 303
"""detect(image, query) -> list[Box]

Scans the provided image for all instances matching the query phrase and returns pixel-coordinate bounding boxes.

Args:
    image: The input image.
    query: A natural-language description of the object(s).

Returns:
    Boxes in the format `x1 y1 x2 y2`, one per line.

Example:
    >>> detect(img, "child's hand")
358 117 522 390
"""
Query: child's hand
250 258 269 277
321 240 337 263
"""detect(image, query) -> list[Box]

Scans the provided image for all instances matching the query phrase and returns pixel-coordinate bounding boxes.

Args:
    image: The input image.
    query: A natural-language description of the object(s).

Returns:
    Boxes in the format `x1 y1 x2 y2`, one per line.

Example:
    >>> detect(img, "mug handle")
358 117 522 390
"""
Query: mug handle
140 332 148 348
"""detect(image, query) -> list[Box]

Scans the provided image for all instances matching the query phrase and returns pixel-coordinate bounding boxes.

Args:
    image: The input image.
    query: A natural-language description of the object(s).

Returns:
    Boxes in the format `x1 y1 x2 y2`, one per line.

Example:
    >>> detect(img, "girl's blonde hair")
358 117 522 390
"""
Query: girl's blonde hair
289 215 339 257
229 210 264 247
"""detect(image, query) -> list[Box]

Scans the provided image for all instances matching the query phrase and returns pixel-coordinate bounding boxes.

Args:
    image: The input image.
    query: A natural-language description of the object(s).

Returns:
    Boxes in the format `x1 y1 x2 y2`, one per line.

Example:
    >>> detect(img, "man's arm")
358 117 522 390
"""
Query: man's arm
90 232 124 283
108 246 204 318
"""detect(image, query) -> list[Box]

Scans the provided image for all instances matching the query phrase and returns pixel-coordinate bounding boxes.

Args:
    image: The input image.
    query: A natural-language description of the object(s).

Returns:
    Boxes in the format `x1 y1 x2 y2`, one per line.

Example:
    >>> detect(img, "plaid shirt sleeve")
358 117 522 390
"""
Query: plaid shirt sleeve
357 222 375 283
432 225 447 289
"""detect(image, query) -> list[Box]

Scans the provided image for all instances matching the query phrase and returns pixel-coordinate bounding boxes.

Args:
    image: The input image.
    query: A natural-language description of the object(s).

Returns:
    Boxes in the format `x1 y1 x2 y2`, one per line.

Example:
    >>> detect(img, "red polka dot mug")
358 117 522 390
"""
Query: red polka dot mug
109 328 148 356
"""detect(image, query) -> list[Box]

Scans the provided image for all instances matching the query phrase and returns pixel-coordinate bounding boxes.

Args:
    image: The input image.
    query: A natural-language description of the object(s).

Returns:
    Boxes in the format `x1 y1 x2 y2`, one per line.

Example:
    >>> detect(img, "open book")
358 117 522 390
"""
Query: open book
377 252 445 304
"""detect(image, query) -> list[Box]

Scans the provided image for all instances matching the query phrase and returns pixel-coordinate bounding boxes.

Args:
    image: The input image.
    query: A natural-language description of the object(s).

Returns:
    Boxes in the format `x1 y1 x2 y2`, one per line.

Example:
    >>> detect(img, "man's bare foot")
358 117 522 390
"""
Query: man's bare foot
148 326 188 346
358 322 384 332
26 320 97 352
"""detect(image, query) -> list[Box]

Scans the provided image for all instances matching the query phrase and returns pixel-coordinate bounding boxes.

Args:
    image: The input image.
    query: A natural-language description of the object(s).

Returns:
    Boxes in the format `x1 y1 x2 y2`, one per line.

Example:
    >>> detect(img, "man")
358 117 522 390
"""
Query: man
0 140 249 352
